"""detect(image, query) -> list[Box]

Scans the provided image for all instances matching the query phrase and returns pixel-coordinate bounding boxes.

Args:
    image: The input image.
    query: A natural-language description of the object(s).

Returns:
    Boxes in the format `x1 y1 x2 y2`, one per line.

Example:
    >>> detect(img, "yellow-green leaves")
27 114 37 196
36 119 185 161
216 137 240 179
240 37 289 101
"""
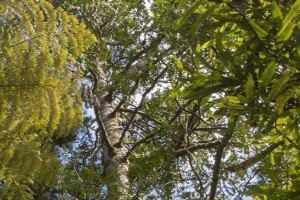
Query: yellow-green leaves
271 1 283 22
176 0 203 28
277 0 300 42
188 4 219 39
0 0 96 199
248 19 268 38
219 96 244 110
174 55 195 74
277 22 296 42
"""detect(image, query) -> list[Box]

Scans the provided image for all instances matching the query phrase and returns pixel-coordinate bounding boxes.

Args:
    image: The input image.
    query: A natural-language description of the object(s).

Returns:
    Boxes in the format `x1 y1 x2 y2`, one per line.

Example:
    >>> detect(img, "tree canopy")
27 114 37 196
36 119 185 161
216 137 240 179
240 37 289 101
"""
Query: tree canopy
2 0 300 199
176 0 300 198
0 0 96 198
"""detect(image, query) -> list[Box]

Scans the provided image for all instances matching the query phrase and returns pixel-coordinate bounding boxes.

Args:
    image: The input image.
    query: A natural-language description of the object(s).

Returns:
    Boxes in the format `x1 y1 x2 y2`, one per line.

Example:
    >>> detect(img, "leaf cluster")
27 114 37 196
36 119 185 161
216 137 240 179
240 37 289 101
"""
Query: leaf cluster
0 0 96 198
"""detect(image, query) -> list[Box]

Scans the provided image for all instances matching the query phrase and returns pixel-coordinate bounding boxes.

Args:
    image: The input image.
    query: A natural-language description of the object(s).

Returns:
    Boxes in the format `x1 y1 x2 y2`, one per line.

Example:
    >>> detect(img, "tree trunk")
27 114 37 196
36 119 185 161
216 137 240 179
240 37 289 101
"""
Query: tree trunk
95 67 130 199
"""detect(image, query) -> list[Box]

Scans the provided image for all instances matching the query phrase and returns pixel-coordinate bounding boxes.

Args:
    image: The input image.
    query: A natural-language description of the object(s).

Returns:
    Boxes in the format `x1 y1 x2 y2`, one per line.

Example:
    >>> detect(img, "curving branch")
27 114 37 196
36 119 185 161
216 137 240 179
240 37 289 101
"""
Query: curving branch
123 133 156 161
225 141 284 172
87 66 115 154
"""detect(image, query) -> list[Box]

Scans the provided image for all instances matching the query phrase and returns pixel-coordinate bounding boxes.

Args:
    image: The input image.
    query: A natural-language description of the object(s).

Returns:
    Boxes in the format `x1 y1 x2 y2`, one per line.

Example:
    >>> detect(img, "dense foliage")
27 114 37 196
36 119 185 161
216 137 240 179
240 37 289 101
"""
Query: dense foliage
1 0 300 199
0 0 96 198
176 0 300 198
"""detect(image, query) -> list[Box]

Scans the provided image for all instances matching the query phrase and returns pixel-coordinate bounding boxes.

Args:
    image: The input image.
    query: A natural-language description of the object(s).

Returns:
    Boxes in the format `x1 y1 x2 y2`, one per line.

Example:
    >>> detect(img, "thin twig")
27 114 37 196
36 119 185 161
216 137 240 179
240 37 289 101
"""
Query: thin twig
123 133 156 161
227 3 290 70
119 108 162 125
174 98 214 126
225 141 284 172
176 141 220 158
116 67 168 147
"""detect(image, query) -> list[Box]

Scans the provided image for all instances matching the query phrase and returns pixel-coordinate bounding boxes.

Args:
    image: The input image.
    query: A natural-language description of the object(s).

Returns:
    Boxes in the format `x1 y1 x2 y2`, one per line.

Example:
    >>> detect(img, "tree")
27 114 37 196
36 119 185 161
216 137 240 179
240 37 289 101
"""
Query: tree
4 0 300 199
0 0 96 199
63 0 300 198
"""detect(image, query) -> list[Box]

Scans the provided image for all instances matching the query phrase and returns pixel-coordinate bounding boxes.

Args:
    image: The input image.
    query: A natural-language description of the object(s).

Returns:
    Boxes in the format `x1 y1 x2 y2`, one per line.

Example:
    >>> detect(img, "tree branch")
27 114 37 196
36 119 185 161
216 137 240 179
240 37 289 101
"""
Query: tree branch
119 108 162 125
111 79 140 116
123 133 156 161
124 34 165 70
225 141 284 172
209 115 238 200
174 98 214 126
194 127 227 132
86 65 115 154
116 67 168 147
175 141 220 158
94 107 115 155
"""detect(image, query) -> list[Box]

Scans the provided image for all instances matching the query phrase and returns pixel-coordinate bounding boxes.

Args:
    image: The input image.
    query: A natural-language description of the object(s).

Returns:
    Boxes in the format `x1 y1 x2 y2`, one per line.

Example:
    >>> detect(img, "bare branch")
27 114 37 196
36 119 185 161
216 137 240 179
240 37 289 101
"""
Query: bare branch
119 108 162 125
174 98 214 127
123 133 156 161
209 115 238 200
116 67 168 147
175 141 221 158
194 127 227 132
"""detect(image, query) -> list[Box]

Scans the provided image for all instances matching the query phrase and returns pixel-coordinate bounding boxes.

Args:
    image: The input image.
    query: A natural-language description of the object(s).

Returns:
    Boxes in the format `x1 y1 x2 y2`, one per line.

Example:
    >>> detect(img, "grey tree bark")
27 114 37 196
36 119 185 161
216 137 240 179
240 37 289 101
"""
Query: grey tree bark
93 66 130 199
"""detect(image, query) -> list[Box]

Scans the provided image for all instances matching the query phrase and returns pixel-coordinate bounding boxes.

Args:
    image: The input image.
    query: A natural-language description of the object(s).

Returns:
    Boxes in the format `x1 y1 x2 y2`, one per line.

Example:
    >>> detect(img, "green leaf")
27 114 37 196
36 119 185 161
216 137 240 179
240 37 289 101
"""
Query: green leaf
290 167 298 179
189 4 219 39
176 0 202 28
215 31 233 66
259 62 276 89
173 55 195 74
196 44 201 53
277 0 300 39
225 96 240 104
245 74 255 101
268 69 294 100
185 78 241 99
271 1 283 21
248 19 268 38
219 98 244 111
270 152 275 165
274 89 295 114
215 31 224 56
277 22 296 42
237 95 248 103
202 39 215 49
